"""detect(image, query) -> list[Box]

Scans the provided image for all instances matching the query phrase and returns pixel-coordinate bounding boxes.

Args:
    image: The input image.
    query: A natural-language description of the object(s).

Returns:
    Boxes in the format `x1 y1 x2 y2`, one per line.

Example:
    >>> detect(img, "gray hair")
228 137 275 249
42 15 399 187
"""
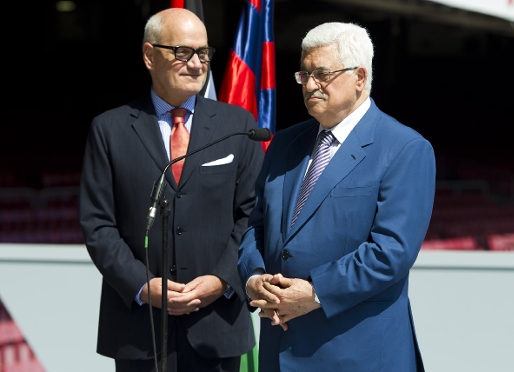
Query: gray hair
301 22 374 92
143 12 164 44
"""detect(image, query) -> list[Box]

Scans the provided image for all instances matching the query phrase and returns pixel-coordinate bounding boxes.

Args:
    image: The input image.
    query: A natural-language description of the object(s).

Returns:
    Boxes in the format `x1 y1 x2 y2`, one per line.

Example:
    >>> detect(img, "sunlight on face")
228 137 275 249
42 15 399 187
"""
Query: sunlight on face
148 15 209 106
301 45 359 128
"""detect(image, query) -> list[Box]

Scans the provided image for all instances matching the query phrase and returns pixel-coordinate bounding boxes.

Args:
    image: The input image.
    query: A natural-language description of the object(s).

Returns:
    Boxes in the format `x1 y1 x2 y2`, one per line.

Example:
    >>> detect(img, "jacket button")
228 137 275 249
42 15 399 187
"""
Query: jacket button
176 227 182 235
281 250 292 261
176 192 183 198
170 265 177 274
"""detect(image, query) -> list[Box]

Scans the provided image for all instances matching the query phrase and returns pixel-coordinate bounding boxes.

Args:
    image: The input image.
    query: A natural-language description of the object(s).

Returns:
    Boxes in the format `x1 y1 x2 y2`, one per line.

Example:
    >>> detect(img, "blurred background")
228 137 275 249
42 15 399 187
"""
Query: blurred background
1 1 513 241
0 1 513 371
2 0 514 247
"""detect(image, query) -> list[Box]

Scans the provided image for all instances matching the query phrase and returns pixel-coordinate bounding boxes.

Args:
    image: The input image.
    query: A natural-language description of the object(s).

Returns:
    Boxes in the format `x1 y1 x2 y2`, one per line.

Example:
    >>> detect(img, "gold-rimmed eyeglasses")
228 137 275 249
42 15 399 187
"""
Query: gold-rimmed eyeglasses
294 67 358 85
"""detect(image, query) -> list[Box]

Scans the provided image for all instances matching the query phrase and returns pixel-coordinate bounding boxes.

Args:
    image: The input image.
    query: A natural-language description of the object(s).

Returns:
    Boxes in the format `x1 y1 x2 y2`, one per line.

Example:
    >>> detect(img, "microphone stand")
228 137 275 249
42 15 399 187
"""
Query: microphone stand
145 129 271 372
160 198 170 372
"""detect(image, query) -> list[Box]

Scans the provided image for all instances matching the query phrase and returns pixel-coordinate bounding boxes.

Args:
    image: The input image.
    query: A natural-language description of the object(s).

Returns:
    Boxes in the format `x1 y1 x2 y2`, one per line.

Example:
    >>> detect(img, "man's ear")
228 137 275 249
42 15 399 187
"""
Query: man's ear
142 42 154 70
354 67 367 92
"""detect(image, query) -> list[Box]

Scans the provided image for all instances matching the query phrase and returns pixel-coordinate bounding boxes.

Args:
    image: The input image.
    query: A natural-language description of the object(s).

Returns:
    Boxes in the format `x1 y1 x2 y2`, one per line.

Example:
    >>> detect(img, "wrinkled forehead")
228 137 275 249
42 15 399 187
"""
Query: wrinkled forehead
301 45 340 70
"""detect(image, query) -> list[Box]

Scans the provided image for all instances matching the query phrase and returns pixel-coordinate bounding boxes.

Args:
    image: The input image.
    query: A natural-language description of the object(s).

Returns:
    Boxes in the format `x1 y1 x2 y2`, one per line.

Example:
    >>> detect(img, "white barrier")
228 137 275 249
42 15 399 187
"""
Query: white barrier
0 244 111 372
0 245 513 372
410 250 514 372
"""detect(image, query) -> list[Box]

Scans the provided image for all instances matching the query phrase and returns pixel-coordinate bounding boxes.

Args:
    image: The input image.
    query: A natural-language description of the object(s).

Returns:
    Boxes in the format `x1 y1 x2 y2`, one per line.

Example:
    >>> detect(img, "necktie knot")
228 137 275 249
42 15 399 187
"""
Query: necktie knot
171 108 188 126
318 130 335 148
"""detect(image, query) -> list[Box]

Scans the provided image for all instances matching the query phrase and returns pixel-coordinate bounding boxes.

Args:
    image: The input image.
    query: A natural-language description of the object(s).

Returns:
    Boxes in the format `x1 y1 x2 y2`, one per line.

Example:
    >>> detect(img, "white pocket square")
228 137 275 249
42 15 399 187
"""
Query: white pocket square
201 154 234 166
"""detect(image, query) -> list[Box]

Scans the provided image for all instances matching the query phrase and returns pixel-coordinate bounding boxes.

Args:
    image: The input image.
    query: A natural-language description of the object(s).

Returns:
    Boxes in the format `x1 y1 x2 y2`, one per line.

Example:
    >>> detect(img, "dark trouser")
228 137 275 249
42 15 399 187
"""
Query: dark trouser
115 355 240 372
115 318 241 372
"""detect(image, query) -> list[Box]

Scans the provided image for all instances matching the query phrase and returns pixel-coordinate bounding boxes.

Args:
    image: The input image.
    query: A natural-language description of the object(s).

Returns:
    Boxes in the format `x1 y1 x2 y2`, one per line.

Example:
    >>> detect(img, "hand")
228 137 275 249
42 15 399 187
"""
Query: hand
140 277 188 311
246 274 281 305
182 274 226 306
246 274 284 330
251 274 321 325
256 307 288 331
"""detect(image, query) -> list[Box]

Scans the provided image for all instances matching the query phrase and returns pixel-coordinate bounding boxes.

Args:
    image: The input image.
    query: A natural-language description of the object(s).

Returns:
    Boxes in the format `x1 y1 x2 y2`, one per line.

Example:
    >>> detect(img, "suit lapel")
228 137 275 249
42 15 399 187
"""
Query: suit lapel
287 132 366 238
178 96 217 187
130 97 176 187
131 95 218 191
286 102 379 240
282 123 318 235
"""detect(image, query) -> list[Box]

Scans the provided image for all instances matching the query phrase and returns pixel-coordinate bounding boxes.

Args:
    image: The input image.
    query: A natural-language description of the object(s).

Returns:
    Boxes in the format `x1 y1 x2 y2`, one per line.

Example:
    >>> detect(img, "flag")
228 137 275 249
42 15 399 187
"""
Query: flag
219 0 276 151
169 0 217 100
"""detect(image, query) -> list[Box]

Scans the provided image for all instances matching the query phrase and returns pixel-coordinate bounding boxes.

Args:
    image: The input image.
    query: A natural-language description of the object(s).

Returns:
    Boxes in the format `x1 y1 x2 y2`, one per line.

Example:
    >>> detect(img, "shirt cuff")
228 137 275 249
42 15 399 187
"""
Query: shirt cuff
224 285 235 299
311 282 321 305
134 284 146 306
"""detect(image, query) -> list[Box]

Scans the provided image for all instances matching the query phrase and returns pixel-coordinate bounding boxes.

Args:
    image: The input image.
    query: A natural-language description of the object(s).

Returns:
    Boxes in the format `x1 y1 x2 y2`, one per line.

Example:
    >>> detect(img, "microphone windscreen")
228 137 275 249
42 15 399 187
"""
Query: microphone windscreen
248 128 272 141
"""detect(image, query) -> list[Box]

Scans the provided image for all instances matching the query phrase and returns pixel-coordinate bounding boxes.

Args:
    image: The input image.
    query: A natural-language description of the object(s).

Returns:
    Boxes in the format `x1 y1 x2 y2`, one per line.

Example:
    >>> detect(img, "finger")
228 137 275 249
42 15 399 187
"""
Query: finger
262 282 283 295
260 274 275 283
169 291 197 303
249 289 280 304
274 310 289 331
167 280 186 292
270 311 281 325
274 275 293 287
269 273 283 285
167 300 200 315
250 299 278 309
257 309 272 319
186 299 201 307
181 280 201 293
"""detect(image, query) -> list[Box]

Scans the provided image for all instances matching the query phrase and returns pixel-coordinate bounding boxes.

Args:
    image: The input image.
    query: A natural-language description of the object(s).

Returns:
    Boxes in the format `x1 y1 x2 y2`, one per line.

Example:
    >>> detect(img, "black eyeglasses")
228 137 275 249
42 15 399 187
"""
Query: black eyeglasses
294 67 358 85
152 44 216 62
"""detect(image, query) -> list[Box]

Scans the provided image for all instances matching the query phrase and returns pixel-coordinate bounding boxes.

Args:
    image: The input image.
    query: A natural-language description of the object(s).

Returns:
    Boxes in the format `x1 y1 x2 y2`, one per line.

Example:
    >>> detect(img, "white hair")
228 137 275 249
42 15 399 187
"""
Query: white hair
143 12 164 44
301 22 374 92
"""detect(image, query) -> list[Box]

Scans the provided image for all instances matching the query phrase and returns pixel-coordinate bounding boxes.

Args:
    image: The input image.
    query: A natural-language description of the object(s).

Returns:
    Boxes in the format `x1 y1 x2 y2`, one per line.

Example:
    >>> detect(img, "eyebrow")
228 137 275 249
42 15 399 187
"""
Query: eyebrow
300 66 332 72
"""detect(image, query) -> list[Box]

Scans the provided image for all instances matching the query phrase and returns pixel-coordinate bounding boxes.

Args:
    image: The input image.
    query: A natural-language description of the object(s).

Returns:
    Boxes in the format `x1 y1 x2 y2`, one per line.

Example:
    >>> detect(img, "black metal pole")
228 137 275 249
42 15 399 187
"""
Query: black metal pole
160 198 170 372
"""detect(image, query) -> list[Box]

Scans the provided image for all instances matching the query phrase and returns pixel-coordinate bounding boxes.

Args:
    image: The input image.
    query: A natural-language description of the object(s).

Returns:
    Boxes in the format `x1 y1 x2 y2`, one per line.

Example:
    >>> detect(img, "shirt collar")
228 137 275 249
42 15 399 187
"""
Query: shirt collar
150 88 196 117
320 96 371 143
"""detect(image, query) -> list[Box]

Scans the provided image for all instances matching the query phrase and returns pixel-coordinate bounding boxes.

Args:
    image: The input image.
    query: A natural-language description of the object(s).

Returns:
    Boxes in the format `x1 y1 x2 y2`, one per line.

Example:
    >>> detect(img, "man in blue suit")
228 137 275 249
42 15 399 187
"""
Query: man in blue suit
238 22 435 371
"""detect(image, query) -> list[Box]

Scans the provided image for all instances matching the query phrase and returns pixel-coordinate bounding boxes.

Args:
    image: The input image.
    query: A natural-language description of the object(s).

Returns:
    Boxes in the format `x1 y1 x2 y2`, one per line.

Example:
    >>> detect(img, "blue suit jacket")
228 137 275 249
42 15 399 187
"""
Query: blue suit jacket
238 99 435 372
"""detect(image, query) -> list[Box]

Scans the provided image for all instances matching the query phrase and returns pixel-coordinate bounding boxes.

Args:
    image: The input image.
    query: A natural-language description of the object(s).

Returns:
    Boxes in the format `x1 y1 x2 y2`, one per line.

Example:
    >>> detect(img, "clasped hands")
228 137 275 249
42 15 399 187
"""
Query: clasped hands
246 273 321 331
140 275 226 316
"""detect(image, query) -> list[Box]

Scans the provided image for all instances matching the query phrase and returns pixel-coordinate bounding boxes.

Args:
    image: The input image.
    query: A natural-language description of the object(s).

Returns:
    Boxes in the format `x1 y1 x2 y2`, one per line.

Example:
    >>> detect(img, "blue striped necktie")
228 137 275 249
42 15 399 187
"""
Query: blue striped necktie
291 130 335 227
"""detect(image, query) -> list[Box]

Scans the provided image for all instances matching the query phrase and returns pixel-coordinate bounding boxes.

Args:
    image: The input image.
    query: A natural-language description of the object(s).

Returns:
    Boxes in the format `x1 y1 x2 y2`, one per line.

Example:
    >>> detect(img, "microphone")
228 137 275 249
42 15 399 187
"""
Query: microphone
248 128 272 141
145 128 271 232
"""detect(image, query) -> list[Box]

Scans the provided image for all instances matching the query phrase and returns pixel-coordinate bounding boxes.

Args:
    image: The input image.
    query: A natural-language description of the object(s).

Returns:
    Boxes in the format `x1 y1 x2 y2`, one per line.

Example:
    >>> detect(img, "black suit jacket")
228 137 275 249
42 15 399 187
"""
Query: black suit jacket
79 94 263 359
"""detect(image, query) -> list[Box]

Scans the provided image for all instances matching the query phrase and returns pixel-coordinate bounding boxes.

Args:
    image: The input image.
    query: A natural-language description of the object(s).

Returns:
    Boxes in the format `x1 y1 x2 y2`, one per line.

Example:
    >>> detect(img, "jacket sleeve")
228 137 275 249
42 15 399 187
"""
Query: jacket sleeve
79 114 151 309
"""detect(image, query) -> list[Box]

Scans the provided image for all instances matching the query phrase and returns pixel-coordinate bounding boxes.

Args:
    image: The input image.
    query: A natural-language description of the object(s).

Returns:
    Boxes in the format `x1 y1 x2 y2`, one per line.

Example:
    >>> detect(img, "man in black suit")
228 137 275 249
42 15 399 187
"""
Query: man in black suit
79 8 263 372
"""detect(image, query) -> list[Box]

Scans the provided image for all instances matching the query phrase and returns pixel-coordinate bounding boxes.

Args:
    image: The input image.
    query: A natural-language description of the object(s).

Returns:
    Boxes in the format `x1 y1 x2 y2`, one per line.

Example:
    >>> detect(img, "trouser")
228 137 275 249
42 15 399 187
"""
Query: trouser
115 317 241 372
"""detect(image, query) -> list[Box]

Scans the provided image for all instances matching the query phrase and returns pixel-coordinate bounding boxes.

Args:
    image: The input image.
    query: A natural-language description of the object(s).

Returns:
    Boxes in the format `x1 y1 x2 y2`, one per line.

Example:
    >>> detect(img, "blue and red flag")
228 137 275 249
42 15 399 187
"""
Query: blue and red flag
219 0 276 151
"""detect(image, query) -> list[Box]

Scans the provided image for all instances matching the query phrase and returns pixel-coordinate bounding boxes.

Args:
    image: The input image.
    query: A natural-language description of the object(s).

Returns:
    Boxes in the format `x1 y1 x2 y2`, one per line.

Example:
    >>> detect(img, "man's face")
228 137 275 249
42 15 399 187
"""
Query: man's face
144 18 209 106
300 45 361 128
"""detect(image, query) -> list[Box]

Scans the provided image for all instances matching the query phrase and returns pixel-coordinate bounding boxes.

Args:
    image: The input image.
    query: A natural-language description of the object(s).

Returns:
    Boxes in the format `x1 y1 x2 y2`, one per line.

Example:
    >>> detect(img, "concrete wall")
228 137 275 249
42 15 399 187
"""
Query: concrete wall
0 245 513 372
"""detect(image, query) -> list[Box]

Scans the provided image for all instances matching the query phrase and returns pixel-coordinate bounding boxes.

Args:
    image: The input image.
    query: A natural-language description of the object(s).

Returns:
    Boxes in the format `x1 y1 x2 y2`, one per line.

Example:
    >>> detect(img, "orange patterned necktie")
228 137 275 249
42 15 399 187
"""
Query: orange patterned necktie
170 108 189 183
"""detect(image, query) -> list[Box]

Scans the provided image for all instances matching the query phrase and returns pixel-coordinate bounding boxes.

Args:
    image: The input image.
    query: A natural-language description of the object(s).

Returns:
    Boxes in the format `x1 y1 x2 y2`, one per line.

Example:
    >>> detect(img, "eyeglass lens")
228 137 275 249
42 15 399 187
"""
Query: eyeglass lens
296 71 328 84
175 46 214 62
